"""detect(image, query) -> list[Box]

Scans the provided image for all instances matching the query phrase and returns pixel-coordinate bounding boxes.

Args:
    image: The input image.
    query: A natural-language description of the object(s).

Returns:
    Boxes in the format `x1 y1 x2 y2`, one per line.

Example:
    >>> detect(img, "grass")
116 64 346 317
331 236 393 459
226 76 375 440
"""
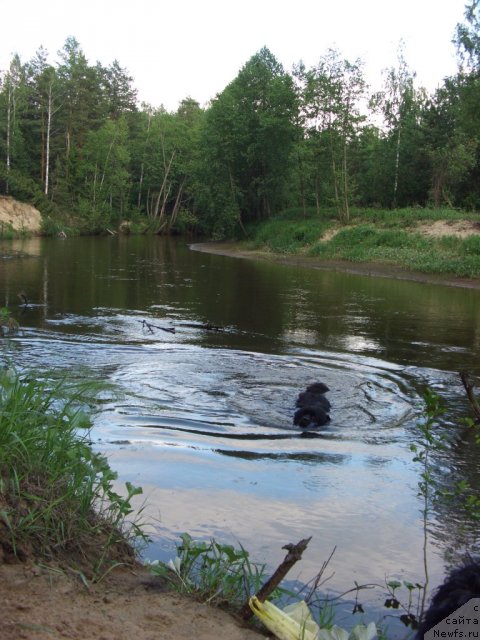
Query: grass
247 207 480 278
309 225 480 277
0 367 146 577
247 217 332 254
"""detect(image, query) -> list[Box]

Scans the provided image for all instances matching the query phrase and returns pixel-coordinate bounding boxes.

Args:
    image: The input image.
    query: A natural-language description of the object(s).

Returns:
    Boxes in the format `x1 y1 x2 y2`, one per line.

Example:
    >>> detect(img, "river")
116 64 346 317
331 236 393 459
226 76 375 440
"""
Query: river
1 235 480 630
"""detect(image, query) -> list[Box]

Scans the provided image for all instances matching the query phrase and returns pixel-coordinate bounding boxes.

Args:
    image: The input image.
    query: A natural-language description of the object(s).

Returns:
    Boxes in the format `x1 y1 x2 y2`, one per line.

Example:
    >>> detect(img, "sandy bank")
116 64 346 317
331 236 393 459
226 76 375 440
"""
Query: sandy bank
0 196 42 234
1 562 265 640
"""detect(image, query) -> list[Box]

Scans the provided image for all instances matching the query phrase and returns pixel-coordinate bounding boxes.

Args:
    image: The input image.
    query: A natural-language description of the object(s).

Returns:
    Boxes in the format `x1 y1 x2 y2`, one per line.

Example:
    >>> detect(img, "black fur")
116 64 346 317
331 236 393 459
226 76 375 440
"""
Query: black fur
296 391 331 411
294 406 330 428
416 559 480 638
306 382 330 394
293 382 331 428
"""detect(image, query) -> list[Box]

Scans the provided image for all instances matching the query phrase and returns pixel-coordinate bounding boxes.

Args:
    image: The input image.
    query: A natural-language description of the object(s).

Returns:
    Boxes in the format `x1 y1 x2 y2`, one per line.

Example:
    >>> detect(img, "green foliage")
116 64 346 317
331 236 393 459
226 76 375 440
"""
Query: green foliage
150 533 267 608
249 217 330 253
2 27 480 235
199 47 297 228
0 368 146 575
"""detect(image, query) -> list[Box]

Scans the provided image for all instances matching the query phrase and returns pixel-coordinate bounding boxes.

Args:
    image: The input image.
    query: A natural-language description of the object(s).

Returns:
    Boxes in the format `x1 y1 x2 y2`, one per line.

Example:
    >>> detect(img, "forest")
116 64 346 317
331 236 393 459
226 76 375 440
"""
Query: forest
1 2 480 238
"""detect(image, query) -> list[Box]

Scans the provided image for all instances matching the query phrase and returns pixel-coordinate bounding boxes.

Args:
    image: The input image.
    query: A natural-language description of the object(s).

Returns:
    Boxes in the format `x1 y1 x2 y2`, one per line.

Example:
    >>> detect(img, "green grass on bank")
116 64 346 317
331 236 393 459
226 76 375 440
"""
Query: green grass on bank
246 207 480 278
0 368 144 576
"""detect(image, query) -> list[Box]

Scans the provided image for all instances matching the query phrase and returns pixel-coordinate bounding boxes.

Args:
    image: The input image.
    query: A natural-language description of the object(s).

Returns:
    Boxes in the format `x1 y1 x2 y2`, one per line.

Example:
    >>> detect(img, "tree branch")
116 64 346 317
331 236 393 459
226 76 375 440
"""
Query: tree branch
240 537 312 620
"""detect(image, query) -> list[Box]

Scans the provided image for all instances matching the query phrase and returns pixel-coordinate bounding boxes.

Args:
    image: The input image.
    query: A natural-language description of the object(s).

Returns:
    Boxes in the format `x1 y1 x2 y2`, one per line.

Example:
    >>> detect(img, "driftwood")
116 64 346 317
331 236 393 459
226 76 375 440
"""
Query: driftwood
138 320 223 335
460 371 480 423
240 536 312 620
140 319 175 334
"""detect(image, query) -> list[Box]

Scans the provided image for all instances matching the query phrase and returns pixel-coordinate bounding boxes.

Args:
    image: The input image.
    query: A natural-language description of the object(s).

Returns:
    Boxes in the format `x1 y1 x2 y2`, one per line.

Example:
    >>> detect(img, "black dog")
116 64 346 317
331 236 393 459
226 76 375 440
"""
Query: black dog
296 391 331 411
416 558 480 638
294 382 331 428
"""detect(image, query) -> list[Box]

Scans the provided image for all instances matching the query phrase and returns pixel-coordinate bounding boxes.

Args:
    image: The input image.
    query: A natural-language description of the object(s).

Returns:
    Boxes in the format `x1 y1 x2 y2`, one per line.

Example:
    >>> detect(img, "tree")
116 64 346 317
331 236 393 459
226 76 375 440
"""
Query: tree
371 43 418 208
0 54 29 194
200 48 297 234
24 48 62 196
77 116 130 226
98 59 137 119
422 80 477 208
130 100 203 233
455 0 480 74
301 49 367 221
56 38 106 178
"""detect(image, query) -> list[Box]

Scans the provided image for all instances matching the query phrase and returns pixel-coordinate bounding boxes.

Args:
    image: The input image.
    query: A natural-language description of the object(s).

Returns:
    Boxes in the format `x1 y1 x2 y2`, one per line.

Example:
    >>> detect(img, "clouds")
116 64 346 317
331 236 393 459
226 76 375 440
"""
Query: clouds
0 0 467 110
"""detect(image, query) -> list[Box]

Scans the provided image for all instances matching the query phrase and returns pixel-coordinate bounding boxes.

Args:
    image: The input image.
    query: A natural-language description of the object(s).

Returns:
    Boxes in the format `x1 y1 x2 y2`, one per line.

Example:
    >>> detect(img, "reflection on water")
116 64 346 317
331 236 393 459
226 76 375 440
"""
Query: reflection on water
2 235 480 627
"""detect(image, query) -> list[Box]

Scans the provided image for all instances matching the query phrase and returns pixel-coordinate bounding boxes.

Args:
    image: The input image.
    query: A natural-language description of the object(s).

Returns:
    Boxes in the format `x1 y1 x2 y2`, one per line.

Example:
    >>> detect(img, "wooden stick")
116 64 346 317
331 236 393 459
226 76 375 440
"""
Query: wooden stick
240 537 312 620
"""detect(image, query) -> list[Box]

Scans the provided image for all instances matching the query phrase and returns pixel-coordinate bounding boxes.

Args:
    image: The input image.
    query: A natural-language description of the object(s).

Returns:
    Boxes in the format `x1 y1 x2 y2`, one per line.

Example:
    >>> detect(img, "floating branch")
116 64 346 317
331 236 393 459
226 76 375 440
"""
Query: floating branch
139 319 175 334
240 536 312 620
178 322 224 332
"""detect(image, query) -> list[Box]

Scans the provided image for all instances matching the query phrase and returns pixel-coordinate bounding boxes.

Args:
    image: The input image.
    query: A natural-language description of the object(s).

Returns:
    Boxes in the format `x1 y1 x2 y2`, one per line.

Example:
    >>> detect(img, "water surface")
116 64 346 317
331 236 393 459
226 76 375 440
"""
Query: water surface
2 235 480 628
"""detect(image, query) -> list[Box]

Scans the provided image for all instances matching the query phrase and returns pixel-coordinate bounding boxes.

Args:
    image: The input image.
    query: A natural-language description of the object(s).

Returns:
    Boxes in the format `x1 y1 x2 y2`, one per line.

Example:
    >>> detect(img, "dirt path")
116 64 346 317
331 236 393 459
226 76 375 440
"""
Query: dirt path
1 562 266 640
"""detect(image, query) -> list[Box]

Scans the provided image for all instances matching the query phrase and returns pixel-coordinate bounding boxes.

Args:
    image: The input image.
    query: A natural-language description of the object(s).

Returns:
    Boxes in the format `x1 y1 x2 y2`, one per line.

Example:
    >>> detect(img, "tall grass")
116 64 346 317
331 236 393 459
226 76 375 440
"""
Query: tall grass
0 368 145 575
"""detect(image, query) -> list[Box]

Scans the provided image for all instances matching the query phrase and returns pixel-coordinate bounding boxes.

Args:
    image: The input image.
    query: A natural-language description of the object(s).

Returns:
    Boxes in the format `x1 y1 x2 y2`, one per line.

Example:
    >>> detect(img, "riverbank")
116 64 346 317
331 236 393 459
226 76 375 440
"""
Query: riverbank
190 240 480 290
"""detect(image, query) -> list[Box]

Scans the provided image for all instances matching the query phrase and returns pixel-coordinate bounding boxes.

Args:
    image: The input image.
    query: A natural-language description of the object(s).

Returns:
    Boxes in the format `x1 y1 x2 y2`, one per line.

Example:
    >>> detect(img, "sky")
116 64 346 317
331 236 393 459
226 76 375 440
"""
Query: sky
0 0 469 111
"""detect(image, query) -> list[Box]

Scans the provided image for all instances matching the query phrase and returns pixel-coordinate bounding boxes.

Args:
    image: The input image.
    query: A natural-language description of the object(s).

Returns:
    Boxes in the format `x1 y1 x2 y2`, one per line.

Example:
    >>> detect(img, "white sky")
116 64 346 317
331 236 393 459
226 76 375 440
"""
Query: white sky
0 0 468 111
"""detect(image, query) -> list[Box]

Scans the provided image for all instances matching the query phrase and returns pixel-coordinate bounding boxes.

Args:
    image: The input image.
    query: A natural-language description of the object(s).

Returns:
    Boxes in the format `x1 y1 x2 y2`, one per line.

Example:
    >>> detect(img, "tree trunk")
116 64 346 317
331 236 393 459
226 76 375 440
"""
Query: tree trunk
6 87 11 194
342 137 350 222
166 178 186 232
45 83 53 195
152 150 175 220
393 125 401 208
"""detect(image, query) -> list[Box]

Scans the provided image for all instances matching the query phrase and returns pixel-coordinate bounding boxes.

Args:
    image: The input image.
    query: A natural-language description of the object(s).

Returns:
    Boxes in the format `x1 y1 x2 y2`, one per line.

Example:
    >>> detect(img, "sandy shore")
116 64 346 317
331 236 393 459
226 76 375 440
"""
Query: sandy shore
1 562 265 640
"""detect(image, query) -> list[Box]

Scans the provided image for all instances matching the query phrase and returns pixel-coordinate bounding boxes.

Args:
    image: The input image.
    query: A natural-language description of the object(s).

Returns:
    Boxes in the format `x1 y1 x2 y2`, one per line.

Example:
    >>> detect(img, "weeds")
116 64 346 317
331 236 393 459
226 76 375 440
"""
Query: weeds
150 533 268 608
0 367 147 577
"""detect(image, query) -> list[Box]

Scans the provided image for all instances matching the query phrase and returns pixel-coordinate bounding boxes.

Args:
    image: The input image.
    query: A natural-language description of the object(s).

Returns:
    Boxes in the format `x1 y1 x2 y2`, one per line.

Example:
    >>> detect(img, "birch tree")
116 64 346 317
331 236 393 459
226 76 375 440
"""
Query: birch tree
302 49 366 221
1 55 27 194
371 44 417 208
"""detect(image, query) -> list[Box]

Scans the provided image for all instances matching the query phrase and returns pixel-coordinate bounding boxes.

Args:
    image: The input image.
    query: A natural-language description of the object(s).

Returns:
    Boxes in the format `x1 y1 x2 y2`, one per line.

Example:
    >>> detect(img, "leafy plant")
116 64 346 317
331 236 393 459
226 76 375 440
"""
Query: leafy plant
150 532 267 607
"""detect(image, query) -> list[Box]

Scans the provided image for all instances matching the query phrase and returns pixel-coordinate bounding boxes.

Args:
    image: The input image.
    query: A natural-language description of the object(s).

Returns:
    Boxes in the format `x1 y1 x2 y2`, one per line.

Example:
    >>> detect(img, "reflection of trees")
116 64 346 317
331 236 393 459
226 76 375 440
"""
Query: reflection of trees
3 237 480 373
271 267 480 372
